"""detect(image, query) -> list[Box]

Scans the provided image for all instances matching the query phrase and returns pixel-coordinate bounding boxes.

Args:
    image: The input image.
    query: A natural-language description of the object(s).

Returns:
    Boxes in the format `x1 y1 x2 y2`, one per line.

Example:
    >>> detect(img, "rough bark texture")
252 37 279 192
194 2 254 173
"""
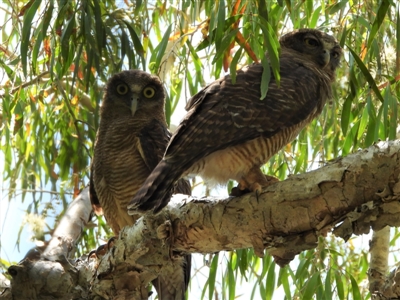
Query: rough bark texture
169 140 400 266
2 141 400 299
368 226 390 297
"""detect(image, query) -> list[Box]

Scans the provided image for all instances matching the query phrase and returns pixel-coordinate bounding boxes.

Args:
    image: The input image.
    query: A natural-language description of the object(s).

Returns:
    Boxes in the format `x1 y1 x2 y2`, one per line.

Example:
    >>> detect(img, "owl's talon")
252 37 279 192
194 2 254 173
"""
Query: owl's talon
88 249 98 260
94 244 108 259
229 179 252 196
263 175 279 185
250 183 263 194
255 189 260 201
107 236 117 250
230 172 280 197
230 186 251 197
88 236 117 259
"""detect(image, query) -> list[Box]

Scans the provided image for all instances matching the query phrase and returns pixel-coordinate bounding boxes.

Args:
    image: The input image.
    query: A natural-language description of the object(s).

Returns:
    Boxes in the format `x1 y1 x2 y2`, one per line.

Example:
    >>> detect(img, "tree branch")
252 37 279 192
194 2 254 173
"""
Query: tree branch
1 73 96 113
368 226 390 296
3 187 92 300
166 140 400 265
3 141 400 299
8 71 50 94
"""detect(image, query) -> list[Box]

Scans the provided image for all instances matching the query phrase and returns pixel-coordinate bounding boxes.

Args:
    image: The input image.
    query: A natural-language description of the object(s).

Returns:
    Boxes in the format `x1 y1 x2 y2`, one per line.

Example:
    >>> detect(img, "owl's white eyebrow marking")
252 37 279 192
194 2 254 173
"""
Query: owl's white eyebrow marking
130 84 142 93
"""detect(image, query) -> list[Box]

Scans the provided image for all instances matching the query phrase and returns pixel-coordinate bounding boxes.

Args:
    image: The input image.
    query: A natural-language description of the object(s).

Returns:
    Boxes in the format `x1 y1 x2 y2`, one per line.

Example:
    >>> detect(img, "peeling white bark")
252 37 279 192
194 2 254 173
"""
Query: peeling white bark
2 141 400 299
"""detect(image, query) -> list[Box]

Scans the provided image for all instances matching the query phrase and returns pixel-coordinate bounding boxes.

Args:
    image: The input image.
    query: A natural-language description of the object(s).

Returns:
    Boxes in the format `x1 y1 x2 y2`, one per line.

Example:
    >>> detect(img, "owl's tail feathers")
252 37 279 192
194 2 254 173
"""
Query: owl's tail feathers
127 160 180 214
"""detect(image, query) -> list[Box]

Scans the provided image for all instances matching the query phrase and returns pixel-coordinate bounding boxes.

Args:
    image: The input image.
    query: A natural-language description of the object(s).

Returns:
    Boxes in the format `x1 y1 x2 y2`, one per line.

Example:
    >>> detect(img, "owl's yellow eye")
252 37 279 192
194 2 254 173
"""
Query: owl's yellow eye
304 38 319 48
116 84 129 95
143 87 155 98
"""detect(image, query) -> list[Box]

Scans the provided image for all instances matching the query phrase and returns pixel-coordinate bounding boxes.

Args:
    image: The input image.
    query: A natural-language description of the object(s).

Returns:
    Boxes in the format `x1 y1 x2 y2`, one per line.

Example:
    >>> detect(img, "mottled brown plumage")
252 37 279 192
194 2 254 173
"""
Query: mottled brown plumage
127 29 343 214
90 70 191 300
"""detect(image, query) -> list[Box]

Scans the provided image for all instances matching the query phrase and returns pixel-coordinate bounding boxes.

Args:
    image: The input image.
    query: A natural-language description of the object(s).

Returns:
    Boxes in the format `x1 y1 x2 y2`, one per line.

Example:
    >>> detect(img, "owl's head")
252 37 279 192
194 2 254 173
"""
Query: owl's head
280 29 342 79
101 70 165 118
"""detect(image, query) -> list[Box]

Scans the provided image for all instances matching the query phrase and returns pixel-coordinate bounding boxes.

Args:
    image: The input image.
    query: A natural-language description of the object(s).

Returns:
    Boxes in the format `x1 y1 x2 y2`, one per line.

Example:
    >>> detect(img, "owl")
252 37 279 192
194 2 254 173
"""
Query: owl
90 70 191 299
127 29 342 214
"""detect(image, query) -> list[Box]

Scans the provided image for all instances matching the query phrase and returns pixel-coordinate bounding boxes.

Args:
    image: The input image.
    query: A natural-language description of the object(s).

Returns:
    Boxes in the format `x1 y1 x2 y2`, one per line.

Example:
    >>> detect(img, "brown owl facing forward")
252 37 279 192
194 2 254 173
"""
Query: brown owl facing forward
90 70 191 300
128 28 342 214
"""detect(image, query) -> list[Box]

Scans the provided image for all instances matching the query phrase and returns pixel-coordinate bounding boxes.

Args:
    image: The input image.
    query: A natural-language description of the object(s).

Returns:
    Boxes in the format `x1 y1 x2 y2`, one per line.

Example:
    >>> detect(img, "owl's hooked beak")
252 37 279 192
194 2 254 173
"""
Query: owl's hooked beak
321 49 330 68
131 93 139 116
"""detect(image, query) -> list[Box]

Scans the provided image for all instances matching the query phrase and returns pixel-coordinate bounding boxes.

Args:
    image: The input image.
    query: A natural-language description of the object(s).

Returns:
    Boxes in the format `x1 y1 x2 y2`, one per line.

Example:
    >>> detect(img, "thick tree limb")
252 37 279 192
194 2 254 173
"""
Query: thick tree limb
42 187 93 262
3 141 400 299
3 187 92 300
166 140 400 265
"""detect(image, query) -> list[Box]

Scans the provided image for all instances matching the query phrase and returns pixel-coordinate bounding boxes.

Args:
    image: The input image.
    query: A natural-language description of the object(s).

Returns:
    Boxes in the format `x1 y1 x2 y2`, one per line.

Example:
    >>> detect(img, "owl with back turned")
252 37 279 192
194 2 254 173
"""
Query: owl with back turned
128 28 343 214
90 70 191 300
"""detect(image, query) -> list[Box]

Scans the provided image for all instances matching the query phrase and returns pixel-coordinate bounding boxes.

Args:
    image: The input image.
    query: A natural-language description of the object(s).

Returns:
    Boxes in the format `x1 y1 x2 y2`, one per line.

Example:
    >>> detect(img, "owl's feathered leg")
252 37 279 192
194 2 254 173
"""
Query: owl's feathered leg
230 166 279 196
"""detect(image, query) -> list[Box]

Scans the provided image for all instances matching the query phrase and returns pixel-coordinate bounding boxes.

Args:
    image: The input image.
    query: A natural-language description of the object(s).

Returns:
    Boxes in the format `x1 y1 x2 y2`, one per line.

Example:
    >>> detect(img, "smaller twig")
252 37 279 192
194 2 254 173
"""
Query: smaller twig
0 44 18 61
9 71 50 94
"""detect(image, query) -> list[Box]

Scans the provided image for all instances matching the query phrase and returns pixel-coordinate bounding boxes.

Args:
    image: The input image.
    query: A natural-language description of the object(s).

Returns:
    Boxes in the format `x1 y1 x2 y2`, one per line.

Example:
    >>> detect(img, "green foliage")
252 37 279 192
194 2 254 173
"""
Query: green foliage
1 0 399 298
198 235 374 299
